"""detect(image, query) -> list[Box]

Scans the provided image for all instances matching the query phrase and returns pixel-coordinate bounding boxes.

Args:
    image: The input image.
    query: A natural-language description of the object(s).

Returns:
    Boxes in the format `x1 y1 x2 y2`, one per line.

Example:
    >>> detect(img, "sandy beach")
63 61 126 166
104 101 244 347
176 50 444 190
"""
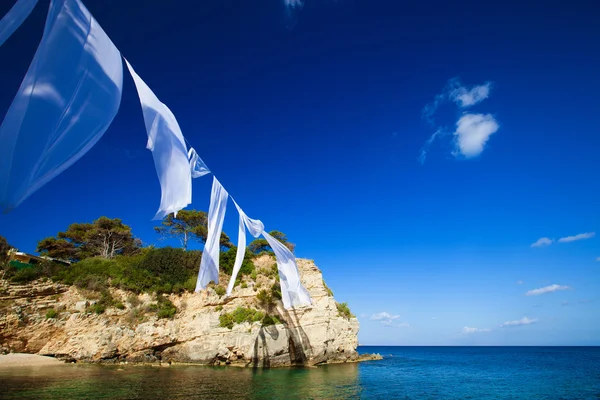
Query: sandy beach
0 353 64 368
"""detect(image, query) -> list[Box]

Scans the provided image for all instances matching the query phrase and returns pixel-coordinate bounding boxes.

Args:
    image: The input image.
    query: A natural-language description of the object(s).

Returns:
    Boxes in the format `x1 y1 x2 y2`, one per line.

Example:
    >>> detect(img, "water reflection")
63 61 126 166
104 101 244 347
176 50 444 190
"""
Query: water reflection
0 362 360 399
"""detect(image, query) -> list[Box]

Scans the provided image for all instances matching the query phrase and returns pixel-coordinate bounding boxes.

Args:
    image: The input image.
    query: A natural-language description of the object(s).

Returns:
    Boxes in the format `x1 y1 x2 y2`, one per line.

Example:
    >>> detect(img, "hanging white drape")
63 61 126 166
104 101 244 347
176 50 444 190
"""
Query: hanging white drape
226 199 265 296
263 231 312 309
196 177 228 291
227 201 311 309
125 60 192 220
0 0 123 211
0 0 39 47
188 148 210 178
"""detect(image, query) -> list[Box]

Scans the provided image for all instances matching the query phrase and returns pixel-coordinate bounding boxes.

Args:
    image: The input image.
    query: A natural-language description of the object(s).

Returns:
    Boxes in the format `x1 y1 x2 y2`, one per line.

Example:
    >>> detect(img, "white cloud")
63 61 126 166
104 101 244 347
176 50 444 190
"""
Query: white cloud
371 312 409 328
371 312 400 321
450 83 492 107
463 326 492 334
499 317 537 328
422 79 493 123
453 113 499 158
418 128 444 164
420 78 498 162
525 284 570 296
596 257 600 262
516 280 524 285
422 93 446 126
557 232 595 243
531 237 553 248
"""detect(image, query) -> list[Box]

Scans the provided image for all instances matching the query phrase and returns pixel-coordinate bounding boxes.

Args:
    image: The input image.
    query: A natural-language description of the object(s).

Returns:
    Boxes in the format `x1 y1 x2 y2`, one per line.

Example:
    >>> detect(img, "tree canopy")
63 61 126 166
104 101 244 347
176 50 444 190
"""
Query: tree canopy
248 230 295 255
154 210 233 250
36 216 140 262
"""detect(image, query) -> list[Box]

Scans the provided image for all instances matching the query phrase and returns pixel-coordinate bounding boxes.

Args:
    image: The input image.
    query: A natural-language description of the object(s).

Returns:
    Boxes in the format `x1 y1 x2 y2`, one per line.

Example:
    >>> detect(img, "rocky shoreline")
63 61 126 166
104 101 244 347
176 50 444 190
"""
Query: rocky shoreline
0 352 382 369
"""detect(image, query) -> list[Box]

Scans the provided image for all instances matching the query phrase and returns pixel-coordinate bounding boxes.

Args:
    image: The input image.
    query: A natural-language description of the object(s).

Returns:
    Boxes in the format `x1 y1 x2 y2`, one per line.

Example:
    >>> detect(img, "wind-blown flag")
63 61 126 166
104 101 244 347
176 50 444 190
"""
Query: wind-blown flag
0 0 123 211
125 59 192 220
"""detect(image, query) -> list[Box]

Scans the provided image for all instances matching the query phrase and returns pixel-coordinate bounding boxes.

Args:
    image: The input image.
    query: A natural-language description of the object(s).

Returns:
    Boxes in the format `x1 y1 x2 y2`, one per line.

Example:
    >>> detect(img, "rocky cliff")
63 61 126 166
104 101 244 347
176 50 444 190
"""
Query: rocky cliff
0 256 368 367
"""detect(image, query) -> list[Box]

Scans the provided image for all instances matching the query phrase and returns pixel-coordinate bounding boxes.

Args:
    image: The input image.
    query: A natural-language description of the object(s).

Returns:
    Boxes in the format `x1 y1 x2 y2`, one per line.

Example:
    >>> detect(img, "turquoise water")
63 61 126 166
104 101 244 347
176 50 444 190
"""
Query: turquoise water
1 347 599 399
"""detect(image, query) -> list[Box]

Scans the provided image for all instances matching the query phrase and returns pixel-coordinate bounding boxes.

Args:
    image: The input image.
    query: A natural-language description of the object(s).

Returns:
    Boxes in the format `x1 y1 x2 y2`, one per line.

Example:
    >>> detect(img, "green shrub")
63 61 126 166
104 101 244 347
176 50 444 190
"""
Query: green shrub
248 239 273 256
46 308 58 319
323 280 334 297
74 274 107 292
184 275 197 292
336 302 354 320
10 266 42 283
127 294 141 308
57 258 117 286
53 248 200 295
115 302 126 310
215 305 223 311
111 254 158 293
250 271 258 281
241 282 248 289
265 264 279 281
219 313 234 329
141 247 192 286
89 303 106 314
214 286 226 297
87 290 115 314
262 314 280 326
220 247 255 276
256 289 272 306
219 307 264 329
155 295 177 319
182 250 203 270
270 282 282 300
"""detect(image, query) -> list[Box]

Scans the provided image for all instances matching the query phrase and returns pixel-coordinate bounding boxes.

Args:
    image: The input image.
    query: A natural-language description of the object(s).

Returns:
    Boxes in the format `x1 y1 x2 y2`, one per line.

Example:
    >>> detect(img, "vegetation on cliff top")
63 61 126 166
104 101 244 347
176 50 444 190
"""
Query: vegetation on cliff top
0 213 355 323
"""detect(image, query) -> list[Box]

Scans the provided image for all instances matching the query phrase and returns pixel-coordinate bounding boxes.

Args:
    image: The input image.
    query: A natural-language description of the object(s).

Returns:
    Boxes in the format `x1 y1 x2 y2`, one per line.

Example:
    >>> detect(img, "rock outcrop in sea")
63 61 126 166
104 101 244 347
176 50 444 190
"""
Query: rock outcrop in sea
0 256 378 367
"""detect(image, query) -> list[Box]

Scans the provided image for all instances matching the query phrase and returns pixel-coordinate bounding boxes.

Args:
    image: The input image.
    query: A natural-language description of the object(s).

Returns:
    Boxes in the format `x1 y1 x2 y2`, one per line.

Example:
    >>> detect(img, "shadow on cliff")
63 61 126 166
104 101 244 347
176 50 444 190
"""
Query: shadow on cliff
250 304 313 368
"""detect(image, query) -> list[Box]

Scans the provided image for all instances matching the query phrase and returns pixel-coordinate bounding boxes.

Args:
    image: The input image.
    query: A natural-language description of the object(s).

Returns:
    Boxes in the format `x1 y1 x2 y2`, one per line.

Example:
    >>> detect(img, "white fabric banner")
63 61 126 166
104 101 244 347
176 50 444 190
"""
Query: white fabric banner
125 59 191 220
0 0 39 47
0 0 123 211
196 177 229 291
263 231 312 309
188 148 210 178
227 200 311 309
226 199 265 296
226 203 247 296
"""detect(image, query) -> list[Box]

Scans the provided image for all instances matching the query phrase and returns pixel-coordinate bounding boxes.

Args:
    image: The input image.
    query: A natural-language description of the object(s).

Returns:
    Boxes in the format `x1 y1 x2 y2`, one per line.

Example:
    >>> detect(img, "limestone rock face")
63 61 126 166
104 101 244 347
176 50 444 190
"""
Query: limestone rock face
0 257 359 367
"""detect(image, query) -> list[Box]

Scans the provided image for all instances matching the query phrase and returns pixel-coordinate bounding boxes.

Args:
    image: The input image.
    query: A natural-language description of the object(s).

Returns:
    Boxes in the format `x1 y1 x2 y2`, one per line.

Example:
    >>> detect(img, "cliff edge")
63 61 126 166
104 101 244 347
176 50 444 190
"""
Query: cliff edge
0 255 366 367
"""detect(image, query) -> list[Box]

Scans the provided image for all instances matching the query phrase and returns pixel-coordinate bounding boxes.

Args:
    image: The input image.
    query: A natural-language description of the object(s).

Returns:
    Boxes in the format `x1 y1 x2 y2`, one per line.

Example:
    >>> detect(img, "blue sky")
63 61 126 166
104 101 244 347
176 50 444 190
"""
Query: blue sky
1 0 599 345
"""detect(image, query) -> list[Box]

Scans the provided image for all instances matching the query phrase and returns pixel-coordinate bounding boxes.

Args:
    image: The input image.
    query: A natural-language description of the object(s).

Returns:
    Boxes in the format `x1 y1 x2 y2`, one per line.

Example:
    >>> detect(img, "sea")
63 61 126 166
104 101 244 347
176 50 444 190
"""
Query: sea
1 346 599 399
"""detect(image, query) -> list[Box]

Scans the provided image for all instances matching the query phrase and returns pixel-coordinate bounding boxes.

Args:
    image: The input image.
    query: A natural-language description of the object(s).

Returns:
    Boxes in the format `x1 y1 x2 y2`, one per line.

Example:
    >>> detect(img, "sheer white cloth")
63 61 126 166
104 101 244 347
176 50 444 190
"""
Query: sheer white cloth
188 148 210 178
196 177 228 291
226 200 265 296
227 202 311 309
0 0 39 47
263 231 312 309
0 0 123 211
125 60 191 220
